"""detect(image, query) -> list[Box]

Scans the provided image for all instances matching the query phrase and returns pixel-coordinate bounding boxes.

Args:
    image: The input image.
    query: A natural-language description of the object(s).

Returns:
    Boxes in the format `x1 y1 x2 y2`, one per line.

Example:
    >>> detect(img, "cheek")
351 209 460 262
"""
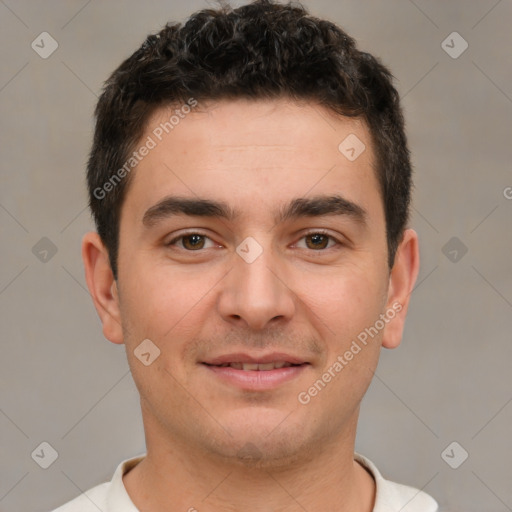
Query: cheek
119 262 218 363
119 268 207 396
298 269 384 407
120 257 187 324
297 264 385 342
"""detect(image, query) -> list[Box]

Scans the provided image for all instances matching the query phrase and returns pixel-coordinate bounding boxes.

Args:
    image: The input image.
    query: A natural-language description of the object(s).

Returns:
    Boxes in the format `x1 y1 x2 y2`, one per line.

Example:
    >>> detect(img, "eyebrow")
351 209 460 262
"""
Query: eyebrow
142 194 368 228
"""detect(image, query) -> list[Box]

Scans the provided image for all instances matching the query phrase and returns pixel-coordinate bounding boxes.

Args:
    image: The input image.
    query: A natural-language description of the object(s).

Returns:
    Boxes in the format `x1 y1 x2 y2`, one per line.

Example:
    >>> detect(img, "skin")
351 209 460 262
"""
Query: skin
82 98 419 511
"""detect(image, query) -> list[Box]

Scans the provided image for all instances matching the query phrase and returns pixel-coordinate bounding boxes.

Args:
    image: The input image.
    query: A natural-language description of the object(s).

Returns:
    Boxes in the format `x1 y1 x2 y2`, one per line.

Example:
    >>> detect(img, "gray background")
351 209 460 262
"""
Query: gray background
1 0 511 511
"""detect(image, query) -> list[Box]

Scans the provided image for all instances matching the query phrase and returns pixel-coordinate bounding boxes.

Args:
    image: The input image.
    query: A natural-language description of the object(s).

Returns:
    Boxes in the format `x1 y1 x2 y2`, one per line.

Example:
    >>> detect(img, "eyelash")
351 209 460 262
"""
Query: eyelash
166 230 343 252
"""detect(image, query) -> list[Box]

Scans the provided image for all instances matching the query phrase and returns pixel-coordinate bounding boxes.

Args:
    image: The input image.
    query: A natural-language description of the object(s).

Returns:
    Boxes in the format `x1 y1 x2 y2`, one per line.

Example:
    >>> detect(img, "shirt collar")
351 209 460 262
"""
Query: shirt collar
106 453 145 512
105 451 432 512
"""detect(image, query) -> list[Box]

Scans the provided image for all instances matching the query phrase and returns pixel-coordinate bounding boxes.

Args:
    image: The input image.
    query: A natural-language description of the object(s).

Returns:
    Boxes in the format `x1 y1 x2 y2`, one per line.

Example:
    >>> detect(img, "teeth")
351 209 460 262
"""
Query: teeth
257 362 277 371
223 361 295 371
242 363 260 371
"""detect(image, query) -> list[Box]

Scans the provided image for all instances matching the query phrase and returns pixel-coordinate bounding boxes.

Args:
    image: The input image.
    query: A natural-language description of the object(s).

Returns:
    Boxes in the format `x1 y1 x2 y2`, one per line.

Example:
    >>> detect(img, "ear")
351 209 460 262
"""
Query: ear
82 231 124 344
381 228 420 349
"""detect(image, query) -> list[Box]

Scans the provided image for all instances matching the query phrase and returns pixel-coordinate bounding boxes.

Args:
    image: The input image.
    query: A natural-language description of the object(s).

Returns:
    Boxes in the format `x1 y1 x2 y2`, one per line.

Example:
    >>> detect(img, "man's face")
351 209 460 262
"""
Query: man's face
113 99 393 465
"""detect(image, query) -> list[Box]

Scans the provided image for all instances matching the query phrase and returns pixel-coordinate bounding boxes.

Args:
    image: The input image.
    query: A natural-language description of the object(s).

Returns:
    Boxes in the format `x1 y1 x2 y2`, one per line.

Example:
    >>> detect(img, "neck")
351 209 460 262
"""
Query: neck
123 414 376 512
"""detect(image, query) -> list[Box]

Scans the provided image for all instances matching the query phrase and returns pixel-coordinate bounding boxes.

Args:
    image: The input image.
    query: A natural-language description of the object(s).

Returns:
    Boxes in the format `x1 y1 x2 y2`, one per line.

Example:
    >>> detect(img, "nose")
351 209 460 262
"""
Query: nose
217 241 296 331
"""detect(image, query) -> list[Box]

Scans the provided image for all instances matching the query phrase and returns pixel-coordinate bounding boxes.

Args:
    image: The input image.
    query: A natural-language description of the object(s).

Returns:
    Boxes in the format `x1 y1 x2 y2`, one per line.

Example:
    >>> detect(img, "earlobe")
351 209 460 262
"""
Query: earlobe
381 229 420 350
82 232 124 344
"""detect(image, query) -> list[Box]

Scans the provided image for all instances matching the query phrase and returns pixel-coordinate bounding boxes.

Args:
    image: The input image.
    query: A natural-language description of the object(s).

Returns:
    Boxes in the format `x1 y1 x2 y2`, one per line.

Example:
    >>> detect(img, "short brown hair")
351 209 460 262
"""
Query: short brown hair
87 0 412 279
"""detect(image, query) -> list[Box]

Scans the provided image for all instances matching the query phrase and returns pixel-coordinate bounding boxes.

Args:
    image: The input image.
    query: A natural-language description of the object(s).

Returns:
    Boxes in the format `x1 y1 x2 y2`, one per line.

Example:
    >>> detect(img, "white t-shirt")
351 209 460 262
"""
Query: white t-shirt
51 452 438 511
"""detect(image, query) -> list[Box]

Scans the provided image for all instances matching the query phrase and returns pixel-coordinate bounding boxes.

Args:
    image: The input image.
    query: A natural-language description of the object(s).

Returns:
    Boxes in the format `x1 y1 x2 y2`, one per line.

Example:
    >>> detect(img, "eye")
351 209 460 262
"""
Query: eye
166 232 217 251
295 231 341 251
165 230 342 252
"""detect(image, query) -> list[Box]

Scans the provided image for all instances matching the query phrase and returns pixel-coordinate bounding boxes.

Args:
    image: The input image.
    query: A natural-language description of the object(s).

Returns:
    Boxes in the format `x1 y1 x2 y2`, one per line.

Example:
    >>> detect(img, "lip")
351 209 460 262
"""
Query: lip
202 352 308 365
202 363 309 391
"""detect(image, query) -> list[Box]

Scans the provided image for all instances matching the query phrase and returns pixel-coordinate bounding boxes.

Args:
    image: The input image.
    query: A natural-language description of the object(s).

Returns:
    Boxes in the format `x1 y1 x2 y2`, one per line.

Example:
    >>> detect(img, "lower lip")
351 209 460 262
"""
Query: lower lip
202 364 309 390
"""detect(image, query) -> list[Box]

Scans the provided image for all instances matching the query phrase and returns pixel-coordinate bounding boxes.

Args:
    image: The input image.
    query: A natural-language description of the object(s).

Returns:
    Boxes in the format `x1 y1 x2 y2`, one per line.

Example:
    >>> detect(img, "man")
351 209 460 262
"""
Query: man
54 0 438 510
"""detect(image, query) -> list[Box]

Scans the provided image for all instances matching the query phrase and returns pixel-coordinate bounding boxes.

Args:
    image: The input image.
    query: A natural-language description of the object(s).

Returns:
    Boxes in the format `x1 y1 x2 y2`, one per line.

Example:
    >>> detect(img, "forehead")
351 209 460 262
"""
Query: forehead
121 98 383 230
146 99 372 165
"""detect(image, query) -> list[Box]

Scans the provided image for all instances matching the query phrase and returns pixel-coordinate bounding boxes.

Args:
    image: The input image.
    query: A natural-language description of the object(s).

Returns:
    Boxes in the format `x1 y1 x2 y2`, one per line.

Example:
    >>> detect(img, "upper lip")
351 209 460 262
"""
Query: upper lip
202 352 309 365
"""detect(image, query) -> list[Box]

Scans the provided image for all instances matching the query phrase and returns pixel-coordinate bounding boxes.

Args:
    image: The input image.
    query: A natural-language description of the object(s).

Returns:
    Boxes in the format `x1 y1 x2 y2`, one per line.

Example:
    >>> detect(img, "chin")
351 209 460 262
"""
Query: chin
202 411 318 469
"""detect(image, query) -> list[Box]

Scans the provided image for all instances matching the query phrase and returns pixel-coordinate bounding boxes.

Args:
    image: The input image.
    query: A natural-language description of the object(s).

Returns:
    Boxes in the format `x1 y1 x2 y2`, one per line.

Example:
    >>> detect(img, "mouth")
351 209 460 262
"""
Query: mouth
203 361 306 371
201 353 311 390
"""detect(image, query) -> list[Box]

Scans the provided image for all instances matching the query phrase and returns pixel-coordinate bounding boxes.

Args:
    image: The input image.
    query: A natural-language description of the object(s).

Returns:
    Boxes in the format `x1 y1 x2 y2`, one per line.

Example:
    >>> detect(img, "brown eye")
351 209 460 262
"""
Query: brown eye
181 234 206 250
167 233 214 251
304 233 330 250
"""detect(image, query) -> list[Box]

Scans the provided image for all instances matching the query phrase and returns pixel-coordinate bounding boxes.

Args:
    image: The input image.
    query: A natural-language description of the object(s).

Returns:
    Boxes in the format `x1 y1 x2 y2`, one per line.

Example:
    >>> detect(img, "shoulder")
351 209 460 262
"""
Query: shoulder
50 482 109 512
354 452 439 512
49 454 145 512
379 480 439 512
